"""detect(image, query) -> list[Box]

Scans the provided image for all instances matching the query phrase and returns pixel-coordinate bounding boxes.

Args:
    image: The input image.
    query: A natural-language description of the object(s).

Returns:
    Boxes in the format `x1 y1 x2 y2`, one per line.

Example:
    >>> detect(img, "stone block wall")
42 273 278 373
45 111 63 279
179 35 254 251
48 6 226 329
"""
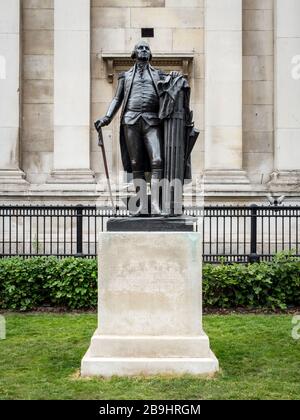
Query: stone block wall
11 0 299 203
21 0 54 184
242 0 274 185
18 0 277 191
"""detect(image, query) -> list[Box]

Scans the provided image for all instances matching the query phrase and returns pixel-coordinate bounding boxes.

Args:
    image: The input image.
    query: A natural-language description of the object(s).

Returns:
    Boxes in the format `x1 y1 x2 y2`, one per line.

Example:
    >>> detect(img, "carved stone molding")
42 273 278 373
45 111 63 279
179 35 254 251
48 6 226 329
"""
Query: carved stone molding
99 52 194 83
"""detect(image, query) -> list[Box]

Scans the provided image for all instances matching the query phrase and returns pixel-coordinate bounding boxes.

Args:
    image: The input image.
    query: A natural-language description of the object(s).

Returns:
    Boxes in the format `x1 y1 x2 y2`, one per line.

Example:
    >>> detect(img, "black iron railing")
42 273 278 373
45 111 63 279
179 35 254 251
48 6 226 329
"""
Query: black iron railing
0 205 299 263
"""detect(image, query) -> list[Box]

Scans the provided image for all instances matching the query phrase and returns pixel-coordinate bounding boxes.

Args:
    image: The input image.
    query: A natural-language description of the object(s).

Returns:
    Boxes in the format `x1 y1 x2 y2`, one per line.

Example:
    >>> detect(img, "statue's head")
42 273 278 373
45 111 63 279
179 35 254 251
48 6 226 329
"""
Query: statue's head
131 41 152 62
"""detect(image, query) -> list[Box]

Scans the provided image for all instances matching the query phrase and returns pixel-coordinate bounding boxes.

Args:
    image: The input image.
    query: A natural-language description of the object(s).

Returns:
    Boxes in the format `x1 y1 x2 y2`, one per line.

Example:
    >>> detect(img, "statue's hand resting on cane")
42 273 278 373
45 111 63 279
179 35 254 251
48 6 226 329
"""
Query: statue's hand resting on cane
93 116 115 211
94 116 111 133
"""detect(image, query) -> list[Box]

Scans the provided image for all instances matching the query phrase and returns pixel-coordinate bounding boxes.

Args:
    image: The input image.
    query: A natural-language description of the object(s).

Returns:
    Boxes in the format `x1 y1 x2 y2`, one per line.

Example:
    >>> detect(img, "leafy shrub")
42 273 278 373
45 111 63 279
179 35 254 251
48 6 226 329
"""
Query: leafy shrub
0 253 299 311
203 252 300 309
45 258 97 309
0 257 97 311
0 257 58 311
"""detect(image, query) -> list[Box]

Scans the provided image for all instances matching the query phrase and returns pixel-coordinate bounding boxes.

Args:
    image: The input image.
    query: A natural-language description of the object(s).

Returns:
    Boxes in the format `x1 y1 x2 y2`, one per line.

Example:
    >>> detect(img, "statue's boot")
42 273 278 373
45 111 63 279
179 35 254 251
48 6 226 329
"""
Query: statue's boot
151 169 163 216
129 171 147 217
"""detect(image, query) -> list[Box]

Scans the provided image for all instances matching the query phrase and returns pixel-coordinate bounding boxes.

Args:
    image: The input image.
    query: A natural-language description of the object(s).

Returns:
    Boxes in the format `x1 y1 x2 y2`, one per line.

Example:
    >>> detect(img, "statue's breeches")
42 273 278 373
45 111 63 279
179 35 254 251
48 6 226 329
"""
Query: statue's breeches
123 118 163 172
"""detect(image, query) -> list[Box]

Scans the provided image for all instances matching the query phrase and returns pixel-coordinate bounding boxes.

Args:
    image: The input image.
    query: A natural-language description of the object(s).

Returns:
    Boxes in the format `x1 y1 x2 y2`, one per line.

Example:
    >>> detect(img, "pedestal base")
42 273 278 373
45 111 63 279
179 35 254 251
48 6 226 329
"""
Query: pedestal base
81 354 219 378
81 231 219 378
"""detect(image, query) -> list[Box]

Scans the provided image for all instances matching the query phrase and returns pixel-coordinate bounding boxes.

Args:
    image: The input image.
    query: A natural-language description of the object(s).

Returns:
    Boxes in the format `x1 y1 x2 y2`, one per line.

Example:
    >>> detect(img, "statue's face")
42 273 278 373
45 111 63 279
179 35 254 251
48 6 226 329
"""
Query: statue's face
135 42 151 62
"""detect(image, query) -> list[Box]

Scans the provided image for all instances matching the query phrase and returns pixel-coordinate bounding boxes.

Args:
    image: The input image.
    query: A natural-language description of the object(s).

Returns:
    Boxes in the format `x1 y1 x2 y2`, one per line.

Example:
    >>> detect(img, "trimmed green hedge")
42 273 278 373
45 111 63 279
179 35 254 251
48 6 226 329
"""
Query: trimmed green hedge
0 257 97 311
203 253 300 310
0 253 299 311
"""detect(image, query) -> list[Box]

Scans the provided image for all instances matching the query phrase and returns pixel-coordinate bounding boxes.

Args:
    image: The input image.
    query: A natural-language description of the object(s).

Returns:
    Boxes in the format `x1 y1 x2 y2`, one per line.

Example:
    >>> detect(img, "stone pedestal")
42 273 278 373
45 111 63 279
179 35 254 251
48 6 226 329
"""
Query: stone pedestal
81 226 219 377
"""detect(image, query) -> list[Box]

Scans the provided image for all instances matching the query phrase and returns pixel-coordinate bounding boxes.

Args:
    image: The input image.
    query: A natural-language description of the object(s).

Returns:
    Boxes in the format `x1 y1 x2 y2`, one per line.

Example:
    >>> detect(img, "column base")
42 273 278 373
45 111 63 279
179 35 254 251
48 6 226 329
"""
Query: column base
47 169 96 184
0 169 28 184
268 171 300 189
204 170 251 191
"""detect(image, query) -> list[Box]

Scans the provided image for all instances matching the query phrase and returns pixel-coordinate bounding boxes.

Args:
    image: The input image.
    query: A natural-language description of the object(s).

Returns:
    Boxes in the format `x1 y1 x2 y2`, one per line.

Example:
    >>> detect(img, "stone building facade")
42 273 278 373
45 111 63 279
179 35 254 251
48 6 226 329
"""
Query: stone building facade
0 0 299 205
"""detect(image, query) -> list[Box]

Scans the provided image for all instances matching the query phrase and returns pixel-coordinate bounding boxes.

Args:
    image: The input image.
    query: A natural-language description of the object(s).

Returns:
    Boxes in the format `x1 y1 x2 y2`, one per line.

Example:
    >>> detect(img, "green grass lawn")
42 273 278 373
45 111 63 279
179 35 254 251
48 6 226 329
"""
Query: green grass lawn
0 313 299 400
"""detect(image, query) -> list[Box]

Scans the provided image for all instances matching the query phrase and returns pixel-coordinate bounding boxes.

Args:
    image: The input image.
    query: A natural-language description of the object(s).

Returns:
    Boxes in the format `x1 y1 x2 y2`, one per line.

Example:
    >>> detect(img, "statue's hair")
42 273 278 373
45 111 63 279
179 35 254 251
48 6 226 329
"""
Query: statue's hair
131 41 152 61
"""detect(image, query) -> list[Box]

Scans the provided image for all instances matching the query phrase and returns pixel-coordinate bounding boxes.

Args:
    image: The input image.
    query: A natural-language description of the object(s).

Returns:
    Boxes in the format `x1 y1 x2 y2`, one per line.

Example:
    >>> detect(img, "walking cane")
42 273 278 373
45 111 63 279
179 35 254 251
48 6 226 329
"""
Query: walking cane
95 123 115 212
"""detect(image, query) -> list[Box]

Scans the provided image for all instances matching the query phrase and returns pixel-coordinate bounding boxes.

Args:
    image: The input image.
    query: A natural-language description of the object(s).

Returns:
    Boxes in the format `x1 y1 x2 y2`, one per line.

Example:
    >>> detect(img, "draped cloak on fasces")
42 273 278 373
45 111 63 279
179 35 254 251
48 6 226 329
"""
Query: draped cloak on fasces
157 75 200 184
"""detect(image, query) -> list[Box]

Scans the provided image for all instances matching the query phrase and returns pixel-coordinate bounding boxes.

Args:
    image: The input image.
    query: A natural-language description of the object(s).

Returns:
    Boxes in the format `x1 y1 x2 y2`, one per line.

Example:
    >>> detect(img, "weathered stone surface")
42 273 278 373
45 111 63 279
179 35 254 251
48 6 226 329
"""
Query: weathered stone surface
92 0 165 7
81 231 219 377
23 30 54 55
274 0 300 175
23 104 53 130
242 0 274 185
243 10 273 31
173 28 204 53
23 9 53 30
243 81 273 105
243 31 273 56
0 0 27 183
243 131 273 153
130 7 204 28
277 0 300 38
23 0 54 8
23 80 53 104
206 0 242 31
166 0 203 7
124 28 173 52
51 0 93 183
98 232 203 336
276 131 300 171
0 128 19 169
23 151 53 174
243 0 273 9
190 79 204 104
244 152 273 183
92 8 130 29
0 0 19 32
92 28 126 53
23 55 53 80
243 105 273 132
21 0 54 183
243 56 273 81
194 54 205 79
91 81 113 103
22 129 53 152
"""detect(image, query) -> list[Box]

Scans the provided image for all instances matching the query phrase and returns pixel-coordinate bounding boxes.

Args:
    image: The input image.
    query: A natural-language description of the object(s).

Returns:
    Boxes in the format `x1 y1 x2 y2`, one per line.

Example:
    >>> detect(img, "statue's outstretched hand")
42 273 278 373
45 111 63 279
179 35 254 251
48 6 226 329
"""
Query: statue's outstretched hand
94 116 111 132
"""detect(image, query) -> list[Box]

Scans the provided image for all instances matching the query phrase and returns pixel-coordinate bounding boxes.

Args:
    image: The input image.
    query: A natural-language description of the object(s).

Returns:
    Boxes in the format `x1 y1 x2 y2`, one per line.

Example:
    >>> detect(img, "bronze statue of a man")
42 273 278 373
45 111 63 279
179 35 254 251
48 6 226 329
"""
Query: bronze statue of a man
95 41 199 217
95 41 165 215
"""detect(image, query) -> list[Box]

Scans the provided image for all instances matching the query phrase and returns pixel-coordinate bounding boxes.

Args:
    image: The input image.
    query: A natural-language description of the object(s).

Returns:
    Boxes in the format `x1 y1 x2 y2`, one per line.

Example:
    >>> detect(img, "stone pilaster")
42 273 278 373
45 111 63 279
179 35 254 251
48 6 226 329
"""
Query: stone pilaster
0 0 27 184
270 0 300 189
204 0 249 189
49 0 95 184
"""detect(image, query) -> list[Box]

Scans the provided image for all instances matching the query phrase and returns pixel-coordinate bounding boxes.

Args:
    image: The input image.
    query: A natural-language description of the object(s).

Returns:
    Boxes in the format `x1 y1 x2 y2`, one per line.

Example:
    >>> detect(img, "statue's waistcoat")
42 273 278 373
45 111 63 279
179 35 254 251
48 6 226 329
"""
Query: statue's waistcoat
123 68 160 126
119 64 166 172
